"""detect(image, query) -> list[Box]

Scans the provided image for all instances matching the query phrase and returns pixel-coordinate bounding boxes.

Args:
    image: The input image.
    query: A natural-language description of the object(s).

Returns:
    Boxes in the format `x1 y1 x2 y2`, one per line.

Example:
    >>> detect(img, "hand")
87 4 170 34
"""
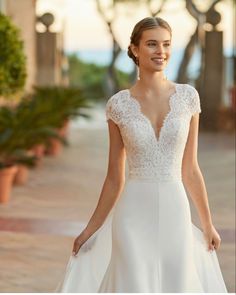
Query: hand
72 231 89 256
202 224 222 252
72 230 97 256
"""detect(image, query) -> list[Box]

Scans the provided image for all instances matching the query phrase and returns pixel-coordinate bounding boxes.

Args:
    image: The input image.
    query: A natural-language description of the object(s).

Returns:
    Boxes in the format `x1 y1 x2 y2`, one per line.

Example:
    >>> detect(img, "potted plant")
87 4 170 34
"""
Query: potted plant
0 106 36 202
11 97 68 179
33 86 93 155
0 102 66 200
0 12 29 198
0 12 26 105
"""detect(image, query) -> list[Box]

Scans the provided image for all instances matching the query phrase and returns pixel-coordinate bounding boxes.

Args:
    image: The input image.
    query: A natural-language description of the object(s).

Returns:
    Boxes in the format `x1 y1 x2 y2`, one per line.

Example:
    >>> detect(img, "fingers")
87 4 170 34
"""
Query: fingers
213 236 221 251
72 239 81 256
71 234 96 256
204 233 214 252
72 245 77 256
203 226 222 253
72 247 79 256
207 239 214 252
208 236 221 252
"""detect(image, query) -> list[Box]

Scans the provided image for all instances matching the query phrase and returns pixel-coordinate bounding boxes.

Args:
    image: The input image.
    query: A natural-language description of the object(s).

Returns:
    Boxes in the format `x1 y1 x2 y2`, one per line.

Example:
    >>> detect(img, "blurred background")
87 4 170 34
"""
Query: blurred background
0 0 235 292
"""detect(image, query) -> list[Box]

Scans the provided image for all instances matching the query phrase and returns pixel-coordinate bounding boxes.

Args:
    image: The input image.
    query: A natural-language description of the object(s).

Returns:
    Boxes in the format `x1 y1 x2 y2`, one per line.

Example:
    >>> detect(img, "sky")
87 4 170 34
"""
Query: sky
36 0 233 52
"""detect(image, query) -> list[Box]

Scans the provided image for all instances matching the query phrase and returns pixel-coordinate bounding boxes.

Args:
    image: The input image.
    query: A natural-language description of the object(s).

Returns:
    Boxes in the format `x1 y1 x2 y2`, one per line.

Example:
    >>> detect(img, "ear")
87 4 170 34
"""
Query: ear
130 44 139 57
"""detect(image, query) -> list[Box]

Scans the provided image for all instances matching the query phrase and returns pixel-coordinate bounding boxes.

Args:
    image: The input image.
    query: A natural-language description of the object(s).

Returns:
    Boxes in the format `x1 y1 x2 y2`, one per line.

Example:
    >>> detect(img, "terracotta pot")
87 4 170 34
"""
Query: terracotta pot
0 166 18 204
32 144 46 166
45 138 63 156
45 121 70 157
13 165 29 185
46 120 70 156
59 119 70 138
33 144 45 157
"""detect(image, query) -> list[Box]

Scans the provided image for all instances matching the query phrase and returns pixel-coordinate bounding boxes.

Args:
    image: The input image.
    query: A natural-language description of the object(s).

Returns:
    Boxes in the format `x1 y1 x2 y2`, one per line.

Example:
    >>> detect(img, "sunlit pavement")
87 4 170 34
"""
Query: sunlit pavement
0 125 235 292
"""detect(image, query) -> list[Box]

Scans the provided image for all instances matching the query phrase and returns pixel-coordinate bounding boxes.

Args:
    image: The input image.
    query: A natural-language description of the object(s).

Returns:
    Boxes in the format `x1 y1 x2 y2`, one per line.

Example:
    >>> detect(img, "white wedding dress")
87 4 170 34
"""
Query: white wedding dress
56 83 228 293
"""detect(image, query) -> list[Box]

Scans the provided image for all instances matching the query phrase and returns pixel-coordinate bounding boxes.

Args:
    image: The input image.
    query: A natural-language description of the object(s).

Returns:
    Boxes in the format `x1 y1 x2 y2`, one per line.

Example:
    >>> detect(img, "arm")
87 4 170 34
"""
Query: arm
182 113 221 251
73 119 126 255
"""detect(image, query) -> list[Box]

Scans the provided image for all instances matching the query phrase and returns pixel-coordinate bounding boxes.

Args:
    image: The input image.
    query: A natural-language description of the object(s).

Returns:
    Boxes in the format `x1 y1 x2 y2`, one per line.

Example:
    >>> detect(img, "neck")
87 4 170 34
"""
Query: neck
137 68 168 93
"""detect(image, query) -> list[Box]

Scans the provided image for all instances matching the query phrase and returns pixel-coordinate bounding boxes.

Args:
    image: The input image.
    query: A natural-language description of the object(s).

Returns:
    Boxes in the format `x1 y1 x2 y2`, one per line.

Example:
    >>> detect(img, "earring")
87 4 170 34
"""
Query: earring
137 66 140 80
133 54 140 80
135 55 140 81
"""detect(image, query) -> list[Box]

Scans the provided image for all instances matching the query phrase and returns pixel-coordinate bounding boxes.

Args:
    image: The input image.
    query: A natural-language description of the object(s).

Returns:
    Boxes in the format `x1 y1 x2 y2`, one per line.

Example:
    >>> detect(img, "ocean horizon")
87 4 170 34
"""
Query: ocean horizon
67 47 232 81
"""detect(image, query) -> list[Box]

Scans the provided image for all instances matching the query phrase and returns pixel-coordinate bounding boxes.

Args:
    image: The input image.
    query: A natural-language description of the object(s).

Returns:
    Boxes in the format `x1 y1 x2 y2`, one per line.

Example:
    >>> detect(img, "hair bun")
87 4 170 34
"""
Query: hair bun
127 45 138 65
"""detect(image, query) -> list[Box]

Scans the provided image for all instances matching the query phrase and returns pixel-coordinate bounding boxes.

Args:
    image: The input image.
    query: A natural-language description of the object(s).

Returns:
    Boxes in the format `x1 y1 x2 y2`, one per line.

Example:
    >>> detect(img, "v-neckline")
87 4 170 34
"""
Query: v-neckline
127 83 178 143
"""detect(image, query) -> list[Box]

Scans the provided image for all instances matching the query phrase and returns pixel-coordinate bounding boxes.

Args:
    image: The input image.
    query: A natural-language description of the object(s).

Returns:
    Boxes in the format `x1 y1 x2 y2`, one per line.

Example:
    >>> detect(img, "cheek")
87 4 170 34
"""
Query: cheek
165 47 171 57
143 48 157 60
141 48 151 56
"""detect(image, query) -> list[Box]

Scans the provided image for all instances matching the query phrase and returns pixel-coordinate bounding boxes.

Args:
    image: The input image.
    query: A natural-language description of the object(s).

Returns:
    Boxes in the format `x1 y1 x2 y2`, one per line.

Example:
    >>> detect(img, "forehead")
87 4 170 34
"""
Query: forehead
140 27 171 42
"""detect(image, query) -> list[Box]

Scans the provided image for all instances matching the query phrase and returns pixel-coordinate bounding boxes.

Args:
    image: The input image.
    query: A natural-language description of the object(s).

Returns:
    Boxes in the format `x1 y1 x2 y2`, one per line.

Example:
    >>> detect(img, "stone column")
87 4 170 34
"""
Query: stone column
201 7 223 131
36 12 67 86
36 30 59 85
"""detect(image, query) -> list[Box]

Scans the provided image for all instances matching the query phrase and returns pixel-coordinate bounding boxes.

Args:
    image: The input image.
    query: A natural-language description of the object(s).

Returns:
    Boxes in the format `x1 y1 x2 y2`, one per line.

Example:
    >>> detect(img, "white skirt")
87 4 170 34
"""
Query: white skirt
56 178 228 293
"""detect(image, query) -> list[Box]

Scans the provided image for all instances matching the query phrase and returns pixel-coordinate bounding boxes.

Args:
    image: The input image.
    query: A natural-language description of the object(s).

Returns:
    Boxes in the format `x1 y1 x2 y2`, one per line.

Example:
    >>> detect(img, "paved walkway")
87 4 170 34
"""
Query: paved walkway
0 125 235 292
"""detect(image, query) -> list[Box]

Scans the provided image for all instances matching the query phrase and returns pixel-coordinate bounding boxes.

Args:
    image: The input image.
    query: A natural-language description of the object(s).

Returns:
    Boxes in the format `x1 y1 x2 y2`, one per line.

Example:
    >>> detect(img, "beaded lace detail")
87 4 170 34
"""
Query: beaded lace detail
105 83 201 181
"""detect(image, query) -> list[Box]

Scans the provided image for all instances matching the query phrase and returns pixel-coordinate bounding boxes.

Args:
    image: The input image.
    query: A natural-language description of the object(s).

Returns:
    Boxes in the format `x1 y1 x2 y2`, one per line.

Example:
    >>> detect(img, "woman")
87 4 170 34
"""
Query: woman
56 17 228 292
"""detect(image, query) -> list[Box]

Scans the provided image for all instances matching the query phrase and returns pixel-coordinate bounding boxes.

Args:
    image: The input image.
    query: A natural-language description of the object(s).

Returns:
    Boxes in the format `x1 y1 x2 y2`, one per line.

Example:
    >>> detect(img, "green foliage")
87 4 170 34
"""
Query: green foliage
116 68 132 89
33 86 93 127
67 54 130 100
0 106 38 168
0 12 27 97
0 86 92 169
68 54 106 100
15 98 68 148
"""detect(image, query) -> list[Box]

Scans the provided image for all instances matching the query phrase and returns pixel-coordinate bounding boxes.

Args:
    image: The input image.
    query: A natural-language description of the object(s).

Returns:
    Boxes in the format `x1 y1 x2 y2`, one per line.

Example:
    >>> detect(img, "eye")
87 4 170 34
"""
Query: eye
147 42 156 47
164 43 171 47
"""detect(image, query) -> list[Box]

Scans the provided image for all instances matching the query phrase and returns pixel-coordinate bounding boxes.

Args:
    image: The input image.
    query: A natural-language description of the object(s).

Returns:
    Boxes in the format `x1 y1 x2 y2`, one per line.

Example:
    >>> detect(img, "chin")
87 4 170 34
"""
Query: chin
152 65 166 72
151 61 167 69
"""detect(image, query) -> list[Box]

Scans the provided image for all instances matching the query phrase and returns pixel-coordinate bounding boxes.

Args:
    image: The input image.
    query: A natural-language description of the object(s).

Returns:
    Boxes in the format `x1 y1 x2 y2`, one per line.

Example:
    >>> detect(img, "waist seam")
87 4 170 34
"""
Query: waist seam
127 175 182 183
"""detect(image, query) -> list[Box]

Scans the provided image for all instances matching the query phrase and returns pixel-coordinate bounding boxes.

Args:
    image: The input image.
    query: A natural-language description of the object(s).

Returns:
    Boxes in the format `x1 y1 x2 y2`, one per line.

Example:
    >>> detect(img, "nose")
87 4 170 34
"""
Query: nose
155 44 165 54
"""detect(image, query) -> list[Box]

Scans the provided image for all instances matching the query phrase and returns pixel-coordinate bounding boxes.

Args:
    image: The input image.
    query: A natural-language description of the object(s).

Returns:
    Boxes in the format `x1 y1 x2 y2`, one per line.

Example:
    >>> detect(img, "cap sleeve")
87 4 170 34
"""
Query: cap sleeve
187 85 202 115
105 92 122 125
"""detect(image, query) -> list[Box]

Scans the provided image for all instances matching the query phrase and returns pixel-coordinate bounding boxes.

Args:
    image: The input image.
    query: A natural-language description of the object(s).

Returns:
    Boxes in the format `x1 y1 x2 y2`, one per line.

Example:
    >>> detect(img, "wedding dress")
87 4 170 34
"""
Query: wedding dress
56 83 228 293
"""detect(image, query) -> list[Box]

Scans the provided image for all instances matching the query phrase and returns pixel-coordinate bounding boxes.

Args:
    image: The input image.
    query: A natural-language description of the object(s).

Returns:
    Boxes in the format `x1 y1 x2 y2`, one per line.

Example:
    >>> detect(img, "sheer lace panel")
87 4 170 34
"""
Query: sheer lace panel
185 85 202 115
105 83 201 181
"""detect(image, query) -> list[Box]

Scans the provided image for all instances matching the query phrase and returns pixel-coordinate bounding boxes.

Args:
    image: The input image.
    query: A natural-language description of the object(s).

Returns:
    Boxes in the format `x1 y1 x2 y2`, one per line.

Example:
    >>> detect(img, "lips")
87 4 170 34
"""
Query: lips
151 57 166 64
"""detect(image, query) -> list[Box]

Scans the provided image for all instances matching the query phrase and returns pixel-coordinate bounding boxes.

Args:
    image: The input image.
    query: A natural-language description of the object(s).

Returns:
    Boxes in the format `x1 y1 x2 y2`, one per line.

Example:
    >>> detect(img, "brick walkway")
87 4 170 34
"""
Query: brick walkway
0 127 235 292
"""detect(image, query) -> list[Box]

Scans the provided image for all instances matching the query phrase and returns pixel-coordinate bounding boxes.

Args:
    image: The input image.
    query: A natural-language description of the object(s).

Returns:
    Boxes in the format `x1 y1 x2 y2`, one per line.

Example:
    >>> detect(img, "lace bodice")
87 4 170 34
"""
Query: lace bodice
105 83 201 181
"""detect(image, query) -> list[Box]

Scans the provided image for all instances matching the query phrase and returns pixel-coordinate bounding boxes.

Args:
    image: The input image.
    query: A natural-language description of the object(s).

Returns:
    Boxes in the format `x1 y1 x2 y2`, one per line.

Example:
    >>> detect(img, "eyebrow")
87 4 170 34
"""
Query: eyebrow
145 39 171 43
